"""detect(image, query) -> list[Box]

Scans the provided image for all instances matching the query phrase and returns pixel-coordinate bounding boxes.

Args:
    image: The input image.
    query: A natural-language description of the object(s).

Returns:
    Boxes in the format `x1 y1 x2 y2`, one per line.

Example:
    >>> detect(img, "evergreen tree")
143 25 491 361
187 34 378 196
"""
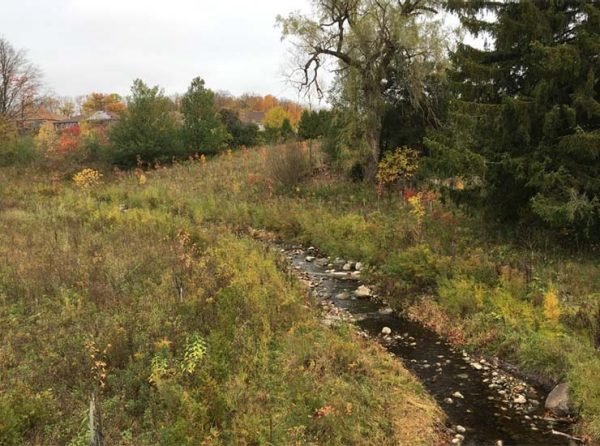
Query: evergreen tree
280 118 295 141
297 110 316 140
219 109 259 148
298 109 333 140
428 1 600 237
108 79 181 167
181 77 230 155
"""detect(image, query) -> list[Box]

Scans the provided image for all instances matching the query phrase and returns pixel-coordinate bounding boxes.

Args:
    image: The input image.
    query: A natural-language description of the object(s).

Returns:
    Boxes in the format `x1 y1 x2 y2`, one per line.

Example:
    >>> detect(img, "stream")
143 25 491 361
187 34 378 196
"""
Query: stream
283 246 576 446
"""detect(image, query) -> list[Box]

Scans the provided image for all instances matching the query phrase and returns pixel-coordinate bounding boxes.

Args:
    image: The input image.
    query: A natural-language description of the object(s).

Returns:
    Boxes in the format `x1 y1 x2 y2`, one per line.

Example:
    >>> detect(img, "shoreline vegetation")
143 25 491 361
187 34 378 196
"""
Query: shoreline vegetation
0 146 445 445
2 143 598 442
1 1 599 444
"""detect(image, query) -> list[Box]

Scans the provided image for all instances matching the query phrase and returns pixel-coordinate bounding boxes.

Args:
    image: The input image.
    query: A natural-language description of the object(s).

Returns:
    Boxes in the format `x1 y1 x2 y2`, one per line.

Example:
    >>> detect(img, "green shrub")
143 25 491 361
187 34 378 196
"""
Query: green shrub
381 244 449 294
569 344 600 438
0 389 54 445
0 135 38 167
107 79 182 167
438 276 484 317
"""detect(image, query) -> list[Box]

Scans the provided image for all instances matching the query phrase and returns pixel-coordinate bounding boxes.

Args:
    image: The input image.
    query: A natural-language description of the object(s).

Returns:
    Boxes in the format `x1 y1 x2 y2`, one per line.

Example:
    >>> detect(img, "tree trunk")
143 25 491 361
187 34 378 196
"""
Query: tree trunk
363 84 384 182
365 121 382 181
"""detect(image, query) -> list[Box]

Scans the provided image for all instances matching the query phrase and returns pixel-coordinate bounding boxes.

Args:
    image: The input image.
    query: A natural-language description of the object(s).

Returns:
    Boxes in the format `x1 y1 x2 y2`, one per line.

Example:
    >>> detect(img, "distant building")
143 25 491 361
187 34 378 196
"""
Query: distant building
53 111 119 131
14 108 65 132
87 110 118 124
53 115 83 131
240 110 266 131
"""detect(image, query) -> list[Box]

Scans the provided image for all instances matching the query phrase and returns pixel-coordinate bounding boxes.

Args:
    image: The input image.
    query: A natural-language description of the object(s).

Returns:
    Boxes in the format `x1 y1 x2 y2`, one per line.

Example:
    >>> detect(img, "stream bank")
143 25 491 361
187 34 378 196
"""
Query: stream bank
282 245 577 446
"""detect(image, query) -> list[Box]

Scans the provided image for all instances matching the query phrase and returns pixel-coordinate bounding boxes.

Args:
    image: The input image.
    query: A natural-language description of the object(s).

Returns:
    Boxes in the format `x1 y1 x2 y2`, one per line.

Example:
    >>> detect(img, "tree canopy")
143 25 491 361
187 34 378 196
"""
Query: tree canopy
278 0 446 177
427 1 600 237
108 79 180 167
181 77 230 155
0 38 42 120
297 109 333 140
218 108 260 148
82 93 126 115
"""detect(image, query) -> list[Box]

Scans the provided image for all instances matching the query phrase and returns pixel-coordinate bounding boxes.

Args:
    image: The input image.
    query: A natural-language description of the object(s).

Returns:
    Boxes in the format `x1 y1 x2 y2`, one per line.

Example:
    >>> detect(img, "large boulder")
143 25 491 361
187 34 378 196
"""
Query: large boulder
545 383 572 417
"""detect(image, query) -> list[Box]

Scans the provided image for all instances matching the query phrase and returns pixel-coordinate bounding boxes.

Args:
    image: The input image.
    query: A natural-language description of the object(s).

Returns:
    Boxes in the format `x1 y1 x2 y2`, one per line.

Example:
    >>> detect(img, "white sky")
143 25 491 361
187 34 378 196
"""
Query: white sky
2 0 312 100
2 1 469 102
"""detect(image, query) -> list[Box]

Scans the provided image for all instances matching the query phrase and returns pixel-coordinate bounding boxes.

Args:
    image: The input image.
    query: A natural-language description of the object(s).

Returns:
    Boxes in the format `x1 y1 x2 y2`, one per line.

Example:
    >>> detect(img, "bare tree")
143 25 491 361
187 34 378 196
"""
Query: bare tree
0 38 42 120
278 0 444 177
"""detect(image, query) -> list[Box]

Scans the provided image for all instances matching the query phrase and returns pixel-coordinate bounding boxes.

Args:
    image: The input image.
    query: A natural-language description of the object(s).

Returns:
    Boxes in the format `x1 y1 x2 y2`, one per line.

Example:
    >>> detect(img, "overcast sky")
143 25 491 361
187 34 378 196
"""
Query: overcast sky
1 0 313 100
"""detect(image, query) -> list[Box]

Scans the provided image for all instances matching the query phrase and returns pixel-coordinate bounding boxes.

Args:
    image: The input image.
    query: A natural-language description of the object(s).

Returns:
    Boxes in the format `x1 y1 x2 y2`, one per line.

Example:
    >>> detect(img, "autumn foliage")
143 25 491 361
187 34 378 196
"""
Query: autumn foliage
215 93 303 127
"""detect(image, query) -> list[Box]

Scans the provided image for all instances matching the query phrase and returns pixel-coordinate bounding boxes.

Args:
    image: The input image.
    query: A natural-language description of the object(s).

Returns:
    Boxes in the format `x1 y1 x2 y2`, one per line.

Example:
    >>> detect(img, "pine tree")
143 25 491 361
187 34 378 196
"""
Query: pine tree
428 1 600 237
298 109 333 141
181 77 231 155
108 80 181 167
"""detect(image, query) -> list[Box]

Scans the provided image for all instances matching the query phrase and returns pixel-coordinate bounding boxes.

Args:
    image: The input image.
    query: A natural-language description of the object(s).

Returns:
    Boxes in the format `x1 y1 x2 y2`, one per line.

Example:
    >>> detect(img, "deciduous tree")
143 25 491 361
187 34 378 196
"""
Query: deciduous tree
278 0 444 178
0 38 42 119
263 106 290 130
82 93 126 115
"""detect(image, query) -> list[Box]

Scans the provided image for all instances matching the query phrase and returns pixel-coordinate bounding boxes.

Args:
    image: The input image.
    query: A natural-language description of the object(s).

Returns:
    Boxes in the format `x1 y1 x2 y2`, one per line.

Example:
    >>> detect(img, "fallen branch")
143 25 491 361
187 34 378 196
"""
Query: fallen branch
551 429 585 443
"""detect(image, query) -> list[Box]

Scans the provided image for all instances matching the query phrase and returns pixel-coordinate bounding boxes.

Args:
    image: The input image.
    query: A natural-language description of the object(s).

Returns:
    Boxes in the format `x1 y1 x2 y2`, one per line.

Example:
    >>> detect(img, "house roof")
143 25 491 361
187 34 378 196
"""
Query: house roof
241 110 266 124
20 108 66 122
87 110 117 121
55 115 84 125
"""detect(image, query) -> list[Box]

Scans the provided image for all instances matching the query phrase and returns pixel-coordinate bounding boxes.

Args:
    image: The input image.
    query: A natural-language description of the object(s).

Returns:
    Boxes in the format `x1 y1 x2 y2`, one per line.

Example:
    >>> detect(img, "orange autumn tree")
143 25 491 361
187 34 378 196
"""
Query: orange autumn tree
261 94 278 111
82 93 126 115
56 126 81 154
213 93 304 127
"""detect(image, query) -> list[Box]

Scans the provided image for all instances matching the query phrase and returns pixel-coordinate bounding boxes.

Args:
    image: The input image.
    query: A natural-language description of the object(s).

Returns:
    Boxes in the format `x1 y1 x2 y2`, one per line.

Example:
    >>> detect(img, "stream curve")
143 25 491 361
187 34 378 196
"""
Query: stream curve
284 246 576 446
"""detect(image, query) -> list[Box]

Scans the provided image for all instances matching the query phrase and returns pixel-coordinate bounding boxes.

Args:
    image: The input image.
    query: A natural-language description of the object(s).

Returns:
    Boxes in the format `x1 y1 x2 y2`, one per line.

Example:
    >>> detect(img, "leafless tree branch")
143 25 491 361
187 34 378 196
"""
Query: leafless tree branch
0 38 42 120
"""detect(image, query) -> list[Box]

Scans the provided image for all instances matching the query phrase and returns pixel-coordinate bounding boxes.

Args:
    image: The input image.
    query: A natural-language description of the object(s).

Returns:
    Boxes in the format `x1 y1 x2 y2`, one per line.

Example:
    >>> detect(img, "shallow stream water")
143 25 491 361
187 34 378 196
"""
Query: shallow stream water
286 247 576 446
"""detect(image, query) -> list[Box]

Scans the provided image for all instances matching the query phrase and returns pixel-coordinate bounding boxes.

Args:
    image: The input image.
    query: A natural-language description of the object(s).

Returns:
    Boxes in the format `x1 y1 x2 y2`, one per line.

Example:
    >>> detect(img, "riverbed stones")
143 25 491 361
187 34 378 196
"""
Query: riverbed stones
456 425 466 433
545 383 572 417
287 246 561 443
513 395 527 404
315 258 329 267
333 257 346 268
355 261 363 271
355 285 372 298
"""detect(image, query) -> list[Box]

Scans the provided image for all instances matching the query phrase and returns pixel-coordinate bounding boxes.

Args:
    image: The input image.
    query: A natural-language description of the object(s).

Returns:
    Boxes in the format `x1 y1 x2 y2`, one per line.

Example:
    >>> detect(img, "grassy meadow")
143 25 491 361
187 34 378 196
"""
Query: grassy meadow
0 148 443 445
2 142 600 442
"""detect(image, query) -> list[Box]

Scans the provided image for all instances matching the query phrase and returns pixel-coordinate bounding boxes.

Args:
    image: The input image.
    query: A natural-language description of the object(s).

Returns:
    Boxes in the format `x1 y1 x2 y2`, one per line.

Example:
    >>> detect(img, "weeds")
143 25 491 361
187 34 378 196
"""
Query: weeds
0 148 442 445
